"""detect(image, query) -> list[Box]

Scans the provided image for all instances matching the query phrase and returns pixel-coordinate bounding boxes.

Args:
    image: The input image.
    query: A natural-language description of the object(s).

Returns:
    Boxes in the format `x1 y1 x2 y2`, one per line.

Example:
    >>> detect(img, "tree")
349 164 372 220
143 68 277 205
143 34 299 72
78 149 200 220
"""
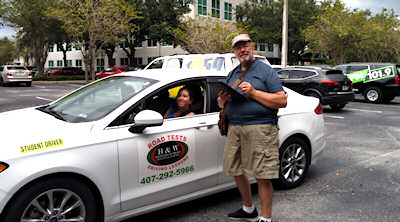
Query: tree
4 0 63 76
51 0 138 82
122 0 191 67
0 37 16 64
236 0 318 64
172 15 247 53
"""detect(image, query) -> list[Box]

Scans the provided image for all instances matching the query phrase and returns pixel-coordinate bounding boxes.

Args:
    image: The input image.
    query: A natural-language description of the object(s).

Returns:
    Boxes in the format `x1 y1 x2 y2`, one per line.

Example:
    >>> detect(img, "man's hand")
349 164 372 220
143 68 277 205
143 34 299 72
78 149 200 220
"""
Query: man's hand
217 90 231 108
239 82 256 97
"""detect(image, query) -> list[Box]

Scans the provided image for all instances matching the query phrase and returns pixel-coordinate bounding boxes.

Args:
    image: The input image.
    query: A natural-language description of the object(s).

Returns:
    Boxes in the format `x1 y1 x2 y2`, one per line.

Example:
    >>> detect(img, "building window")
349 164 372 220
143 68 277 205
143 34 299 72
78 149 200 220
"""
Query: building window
212 0 220 18
112 59 116 66
120 58 129 66
66 44 72 51
162 40 173 46
134 58 143 66
147 57 155 64
198 0 207 15
57 60 63 67
57 45 63 52
147 39 158 47
268 43 274 52
224 3 232 20
76 59 82 68
48 60 54 67
48 46 54 52
66 60 72 67
259 43 266 51
96 59 105 72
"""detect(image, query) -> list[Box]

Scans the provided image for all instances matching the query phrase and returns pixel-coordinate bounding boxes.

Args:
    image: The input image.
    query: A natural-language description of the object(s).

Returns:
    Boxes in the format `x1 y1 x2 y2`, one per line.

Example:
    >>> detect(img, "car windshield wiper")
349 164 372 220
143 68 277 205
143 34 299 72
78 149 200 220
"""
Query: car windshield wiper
36 106 66 121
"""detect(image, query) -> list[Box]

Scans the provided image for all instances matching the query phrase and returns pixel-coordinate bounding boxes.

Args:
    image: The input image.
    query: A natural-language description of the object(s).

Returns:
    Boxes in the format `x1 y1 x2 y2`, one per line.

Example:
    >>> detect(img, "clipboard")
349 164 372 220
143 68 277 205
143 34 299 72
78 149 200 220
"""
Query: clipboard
209 82 246 101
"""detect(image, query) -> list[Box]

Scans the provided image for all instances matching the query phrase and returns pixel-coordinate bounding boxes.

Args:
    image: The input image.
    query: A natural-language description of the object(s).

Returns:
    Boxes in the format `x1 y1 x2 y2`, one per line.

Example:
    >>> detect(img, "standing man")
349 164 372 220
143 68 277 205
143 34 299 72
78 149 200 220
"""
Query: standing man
218 34 287 222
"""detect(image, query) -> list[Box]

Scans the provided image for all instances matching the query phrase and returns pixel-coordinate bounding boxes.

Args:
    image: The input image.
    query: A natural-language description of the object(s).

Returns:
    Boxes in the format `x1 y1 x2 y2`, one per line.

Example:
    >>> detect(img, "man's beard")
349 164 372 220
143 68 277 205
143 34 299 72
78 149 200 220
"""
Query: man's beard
238 51 254 64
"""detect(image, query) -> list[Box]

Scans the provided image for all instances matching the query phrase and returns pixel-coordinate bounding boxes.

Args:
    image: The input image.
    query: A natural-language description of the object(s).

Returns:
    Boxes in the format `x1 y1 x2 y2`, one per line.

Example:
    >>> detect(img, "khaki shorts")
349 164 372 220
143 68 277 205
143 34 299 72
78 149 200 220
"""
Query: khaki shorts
223 124 279 179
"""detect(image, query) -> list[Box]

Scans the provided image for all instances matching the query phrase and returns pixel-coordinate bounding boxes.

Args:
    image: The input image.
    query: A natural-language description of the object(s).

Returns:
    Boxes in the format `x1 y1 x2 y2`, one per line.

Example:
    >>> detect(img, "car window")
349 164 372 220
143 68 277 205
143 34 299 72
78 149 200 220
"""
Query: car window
7 66 27 70
147 60 163 69
166 58 182 69
44 76 157 123
112 80 206 126
278 70 290 79
348 66 368 73
0 67 3 71
334 66 346 73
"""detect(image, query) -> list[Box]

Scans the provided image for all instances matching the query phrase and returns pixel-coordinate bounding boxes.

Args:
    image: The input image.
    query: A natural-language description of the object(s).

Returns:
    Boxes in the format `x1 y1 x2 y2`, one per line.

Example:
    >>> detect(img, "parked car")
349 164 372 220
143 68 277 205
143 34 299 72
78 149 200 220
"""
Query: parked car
144 53 271 73
47 67 85 76
95 66 134 79
278 66 354 111
0 69 325 221
44 67 59 76
0 65 32 86
334 63 400 103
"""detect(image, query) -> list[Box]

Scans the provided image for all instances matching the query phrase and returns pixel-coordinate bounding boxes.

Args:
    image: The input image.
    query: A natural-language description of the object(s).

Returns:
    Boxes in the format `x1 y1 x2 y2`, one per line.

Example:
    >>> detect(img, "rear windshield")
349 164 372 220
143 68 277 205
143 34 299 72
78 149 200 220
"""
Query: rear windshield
7 66 27 70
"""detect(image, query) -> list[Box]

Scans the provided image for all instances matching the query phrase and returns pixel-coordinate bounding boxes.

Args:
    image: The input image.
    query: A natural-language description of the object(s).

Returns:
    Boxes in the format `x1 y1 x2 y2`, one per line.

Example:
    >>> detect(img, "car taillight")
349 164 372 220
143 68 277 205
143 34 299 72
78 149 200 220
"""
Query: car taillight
6 72 12 76
396 75 399 84
315 103 323 114
29 72 32 76
320 79 338 86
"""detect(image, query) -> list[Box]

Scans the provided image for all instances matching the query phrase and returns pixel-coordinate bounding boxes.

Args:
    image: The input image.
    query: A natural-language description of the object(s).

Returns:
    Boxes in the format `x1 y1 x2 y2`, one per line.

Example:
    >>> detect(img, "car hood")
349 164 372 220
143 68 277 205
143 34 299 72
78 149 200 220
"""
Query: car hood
0 108 94 160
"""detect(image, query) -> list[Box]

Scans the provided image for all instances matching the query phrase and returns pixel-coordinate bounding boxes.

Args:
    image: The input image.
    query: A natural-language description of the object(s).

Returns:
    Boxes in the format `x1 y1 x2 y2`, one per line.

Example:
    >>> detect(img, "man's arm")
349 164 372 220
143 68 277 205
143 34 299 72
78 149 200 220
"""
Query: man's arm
239 82 287 109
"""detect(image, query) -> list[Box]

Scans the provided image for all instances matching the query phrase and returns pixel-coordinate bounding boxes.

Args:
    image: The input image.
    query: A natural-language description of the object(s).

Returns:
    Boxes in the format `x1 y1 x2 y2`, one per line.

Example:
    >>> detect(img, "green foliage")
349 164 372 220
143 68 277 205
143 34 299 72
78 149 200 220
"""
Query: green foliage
172 15 247 53
236 0 318 64
0 37 16 64
303 0 400 65
50 0 139 81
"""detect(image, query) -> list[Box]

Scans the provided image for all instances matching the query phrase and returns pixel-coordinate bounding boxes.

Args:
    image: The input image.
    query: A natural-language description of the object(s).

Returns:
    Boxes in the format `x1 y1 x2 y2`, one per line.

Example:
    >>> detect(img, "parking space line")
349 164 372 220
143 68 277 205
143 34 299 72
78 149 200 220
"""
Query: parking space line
36 97 53 101
323 115 344 119
345 108 382 113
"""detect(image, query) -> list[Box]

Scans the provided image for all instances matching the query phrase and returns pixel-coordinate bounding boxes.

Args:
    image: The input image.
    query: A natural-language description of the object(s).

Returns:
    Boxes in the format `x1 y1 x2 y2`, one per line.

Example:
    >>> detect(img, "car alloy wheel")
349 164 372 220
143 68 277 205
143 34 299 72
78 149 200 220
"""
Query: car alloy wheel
2 178 97 222
273 137 310 189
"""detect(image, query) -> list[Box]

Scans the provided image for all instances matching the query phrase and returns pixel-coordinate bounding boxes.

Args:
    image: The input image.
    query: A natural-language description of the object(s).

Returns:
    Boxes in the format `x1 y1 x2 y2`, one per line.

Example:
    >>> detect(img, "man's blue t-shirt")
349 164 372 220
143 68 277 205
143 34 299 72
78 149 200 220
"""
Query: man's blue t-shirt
225 59 284 125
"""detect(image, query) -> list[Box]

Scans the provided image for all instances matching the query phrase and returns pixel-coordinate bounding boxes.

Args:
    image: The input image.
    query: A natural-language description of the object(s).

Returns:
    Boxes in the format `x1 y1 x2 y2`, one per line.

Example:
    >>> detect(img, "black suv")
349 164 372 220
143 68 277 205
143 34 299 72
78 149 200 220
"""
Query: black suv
334 63 400 103
278 66 354 111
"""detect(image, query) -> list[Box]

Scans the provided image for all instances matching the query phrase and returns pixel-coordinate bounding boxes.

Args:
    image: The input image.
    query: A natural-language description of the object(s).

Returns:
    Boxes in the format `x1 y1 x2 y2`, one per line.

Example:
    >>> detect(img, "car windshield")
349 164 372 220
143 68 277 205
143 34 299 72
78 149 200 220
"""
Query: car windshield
39 76 157 123
119 67 132 71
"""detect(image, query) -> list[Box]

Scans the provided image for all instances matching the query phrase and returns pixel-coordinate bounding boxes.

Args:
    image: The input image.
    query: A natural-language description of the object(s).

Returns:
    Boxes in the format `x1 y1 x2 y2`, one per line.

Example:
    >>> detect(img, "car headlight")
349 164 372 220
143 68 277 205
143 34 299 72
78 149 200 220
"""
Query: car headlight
0 162 9 173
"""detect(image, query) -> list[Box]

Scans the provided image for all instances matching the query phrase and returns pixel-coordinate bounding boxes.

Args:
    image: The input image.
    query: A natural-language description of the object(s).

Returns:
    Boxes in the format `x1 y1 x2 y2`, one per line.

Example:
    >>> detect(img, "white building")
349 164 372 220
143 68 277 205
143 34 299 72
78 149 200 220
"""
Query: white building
45 0 281 71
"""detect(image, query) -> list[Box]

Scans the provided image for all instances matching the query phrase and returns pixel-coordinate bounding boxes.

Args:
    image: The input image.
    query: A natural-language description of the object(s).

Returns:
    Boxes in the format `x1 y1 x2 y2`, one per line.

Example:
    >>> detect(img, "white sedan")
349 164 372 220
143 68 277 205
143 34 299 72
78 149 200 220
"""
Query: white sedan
0 69 325 222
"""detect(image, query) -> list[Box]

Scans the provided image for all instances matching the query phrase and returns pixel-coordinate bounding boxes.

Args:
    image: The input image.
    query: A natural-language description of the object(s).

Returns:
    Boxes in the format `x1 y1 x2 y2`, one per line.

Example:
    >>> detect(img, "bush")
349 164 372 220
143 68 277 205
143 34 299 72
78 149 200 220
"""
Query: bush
33 75 86 81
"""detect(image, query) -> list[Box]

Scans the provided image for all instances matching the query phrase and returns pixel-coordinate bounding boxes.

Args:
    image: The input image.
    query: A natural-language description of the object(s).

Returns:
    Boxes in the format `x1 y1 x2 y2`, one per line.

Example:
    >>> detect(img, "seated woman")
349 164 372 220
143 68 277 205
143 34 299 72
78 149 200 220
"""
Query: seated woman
164 87 195 118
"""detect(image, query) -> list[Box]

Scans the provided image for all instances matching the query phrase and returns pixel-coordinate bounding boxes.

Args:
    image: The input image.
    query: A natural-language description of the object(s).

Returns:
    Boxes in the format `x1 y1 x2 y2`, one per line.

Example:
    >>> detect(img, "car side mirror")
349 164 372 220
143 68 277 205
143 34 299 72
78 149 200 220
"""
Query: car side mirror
128 110 164 133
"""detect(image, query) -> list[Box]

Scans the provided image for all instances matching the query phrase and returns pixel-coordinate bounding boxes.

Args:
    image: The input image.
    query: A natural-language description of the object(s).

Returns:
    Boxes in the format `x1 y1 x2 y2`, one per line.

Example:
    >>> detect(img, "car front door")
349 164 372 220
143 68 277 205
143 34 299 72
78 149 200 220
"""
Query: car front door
116 79 221 212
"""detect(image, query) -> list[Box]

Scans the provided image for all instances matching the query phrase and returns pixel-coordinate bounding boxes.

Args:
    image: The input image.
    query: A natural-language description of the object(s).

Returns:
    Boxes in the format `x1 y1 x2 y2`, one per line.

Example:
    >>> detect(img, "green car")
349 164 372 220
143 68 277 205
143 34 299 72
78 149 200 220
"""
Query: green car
334 63 400 103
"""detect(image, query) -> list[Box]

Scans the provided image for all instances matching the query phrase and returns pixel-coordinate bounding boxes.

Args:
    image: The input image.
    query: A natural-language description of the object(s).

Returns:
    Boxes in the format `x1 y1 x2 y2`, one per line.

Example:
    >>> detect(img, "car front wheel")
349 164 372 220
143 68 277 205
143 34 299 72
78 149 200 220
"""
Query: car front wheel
364 86 383 103
1 177 97 222
273 137 310 189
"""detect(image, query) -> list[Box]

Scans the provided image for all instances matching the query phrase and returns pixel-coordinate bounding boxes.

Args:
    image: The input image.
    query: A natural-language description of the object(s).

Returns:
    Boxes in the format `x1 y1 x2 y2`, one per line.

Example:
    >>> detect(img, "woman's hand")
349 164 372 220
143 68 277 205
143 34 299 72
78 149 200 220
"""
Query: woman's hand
217 90 231 108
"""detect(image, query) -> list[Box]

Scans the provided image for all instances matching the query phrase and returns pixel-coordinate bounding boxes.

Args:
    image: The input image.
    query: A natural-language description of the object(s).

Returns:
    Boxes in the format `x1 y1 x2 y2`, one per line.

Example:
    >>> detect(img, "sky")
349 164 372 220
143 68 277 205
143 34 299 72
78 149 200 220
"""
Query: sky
1 0 400 39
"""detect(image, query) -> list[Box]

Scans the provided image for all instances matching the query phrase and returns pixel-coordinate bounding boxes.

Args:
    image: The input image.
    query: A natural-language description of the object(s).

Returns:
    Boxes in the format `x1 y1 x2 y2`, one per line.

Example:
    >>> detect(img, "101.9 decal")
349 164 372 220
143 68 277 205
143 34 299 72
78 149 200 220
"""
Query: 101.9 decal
346 66 394 83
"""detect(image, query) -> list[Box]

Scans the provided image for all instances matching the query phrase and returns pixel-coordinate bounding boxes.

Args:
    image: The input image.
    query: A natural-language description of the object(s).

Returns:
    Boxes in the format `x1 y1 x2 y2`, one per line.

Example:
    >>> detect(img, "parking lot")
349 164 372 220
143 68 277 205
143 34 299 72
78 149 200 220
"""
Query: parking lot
1 83 399 222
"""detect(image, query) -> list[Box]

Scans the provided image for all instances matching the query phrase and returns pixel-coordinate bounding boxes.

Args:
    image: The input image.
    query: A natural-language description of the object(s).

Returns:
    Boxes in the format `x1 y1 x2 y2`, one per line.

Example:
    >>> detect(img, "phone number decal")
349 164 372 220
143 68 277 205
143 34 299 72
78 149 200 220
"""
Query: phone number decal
140 165 195 185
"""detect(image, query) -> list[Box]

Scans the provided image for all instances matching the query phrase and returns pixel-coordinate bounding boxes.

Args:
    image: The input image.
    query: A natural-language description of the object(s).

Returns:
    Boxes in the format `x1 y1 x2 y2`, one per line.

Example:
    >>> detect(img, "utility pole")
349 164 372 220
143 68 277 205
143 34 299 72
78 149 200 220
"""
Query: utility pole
281 0 288 68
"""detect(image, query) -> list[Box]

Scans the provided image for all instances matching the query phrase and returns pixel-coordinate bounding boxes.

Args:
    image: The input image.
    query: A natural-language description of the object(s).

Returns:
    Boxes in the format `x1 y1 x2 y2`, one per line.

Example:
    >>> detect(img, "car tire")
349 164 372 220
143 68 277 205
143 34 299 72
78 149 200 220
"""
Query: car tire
26 82 32 87
1 177 97 222
329 103 346 111
273 137 310 189
305 92 321 101
364 86 383 103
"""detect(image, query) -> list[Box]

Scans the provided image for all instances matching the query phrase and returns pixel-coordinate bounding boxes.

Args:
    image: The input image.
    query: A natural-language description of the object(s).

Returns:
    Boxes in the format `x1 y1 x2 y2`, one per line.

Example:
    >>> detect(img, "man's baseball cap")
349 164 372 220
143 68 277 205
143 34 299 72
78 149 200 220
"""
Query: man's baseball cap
232 34 251 47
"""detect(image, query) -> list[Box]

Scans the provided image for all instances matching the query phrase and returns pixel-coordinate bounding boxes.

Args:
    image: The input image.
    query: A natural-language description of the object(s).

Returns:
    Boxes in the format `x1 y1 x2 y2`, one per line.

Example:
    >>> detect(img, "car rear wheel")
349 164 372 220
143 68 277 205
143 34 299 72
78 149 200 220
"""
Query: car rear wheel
273 137 310 189
1 177 97 222
383 95 396 103
329 103 346 111
364 86 383 103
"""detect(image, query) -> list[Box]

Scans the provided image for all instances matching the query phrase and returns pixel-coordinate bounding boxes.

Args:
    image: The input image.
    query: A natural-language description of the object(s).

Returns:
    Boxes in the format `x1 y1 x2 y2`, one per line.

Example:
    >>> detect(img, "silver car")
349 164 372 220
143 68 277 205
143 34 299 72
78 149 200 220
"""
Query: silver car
0 65 32 86
0 69 325 221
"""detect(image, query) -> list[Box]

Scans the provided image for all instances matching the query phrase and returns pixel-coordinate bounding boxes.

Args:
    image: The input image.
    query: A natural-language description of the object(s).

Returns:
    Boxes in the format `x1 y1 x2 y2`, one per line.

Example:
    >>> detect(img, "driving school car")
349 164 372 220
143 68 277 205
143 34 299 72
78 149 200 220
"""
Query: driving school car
0 69 325 222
